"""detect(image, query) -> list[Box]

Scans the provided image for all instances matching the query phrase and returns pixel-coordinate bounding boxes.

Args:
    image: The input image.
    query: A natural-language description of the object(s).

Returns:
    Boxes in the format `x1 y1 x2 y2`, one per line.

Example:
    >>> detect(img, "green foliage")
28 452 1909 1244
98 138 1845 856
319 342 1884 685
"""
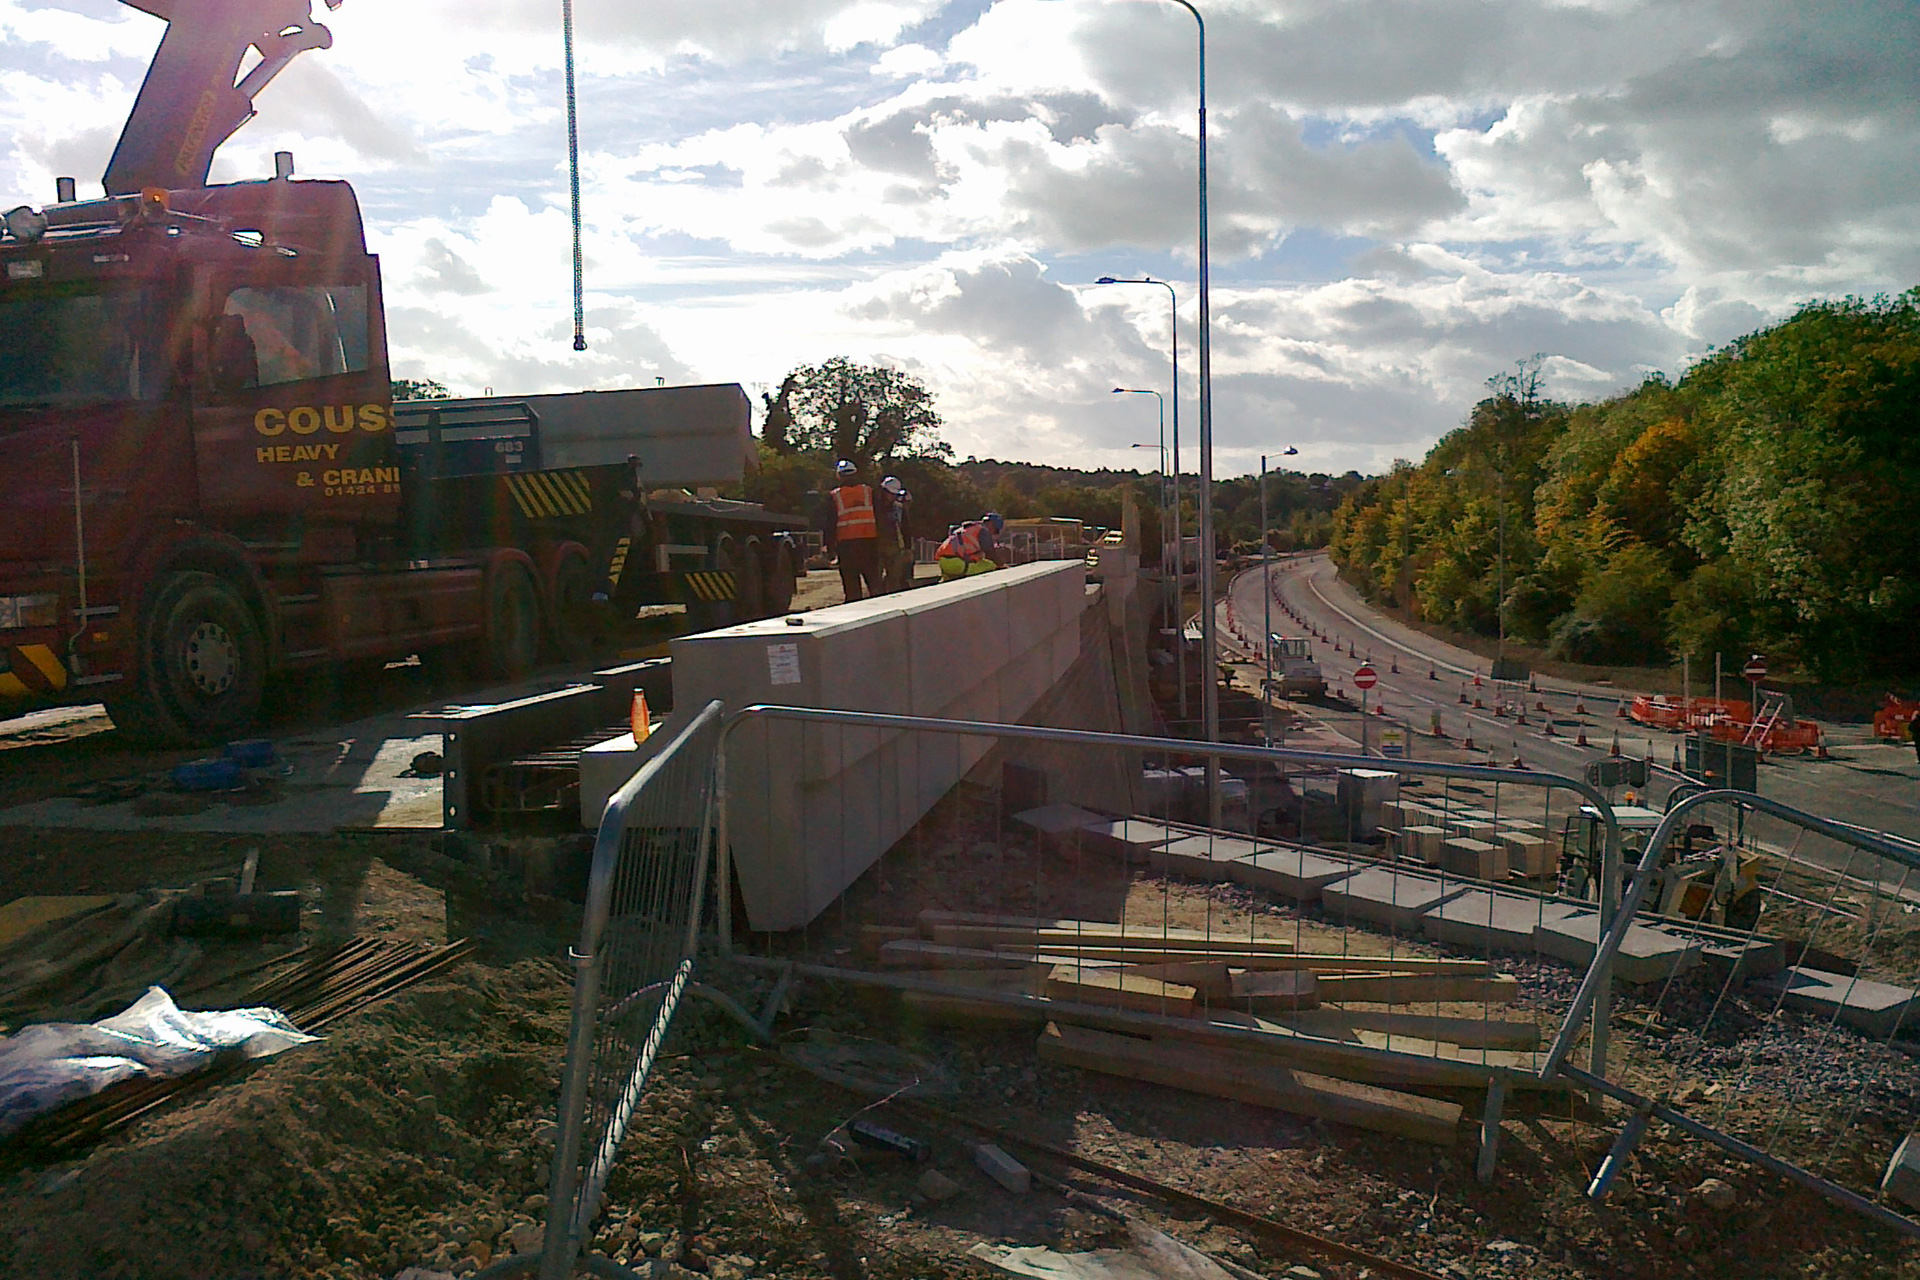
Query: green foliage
765 356 950 469
390 377 450 401
1330 291 1920 678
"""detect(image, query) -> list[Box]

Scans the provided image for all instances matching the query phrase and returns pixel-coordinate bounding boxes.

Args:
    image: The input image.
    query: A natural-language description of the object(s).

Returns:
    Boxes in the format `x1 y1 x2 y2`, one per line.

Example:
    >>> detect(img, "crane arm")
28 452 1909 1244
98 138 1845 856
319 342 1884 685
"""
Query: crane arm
103 0 341 197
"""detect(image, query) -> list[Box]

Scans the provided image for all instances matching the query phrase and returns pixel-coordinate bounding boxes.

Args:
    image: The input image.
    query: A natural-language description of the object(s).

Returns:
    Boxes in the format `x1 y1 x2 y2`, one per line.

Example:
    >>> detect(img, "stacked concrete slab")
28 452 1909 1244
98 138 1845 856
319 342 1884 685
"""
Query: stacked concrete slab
672 561 1089 930
1533 909 1701 983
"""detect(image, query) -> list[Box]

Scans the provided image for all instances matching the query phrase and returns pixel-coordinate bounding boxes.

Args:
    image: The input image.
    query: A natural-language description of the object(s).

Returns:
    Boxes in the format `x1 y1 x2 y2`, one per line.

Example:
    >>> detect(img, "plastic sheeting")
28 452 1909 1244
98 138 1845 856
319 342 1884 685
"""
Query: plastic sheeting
0 986 315 1136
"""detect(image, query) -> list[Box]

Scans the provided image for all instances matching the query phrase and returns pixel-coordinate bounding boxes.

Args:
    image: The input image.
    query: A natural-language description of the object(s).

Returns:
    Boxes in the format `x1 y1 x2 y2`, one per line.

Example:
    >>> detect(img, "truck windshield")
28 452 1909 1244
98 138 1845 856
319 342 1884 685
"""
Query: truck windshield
0 285 160 408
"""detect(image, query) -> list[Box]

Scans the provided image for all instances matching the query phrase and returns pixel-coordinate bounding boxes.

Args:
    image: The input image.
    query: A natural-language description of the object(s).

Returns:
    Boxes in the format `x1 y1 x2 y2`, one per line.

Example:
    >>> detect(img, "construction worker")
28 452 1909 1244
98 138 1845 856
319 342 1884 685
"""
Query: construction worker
879 475 913 592
825 459 884 602
937 512 1006 581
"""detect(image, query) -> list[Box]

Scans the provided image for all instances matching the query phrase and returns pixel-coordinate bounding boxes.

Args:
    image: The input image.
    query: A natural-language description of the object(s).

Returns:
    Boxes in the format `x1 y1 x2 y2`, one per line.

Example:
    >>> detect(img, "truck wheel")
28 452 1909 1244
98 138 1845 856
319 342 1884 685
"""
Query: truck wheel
735 537 767 621
483 562 540 679
764 541 797 616
547 550 601 663
110 570 265 745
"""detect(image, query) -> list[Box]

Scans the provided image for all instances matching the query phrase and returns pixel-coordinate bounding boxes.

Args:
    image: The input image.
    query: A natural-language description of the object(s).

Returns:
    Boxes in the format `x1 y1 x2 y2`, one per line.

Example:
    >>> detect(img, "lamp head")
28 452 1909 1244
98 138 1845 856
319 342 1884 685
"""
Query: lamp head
1112 387 1126 394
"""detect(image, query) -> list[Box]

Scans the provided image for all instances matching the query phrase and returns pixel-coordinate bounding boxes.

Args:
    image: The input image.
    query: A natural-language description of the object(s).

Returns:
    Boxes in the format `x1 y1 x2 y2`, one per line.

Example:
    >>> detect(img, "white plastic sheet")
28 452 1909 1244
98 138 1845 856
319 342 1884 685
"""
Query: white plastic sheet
0 986 315 1135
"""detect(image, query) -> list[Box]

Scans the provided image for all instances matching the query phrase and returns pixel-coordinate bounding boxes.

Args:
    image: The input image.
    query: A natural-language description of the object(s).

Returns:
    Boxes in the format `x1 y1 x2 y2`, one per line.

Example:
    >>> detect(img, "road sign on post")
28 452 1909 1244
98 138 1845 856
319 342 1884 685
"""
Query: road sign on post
1742 655 1767 681
1353 665 1377 690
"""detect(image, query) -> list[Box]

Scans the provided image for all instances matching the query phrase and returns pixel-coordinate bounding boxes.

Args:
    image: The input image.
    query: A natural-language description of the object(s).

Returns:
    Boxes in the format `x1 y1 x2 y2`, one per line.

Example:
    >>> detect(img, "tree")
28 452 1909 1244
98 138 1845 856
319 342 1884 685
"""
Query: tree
391 377 451 401
759 375 797 454
776 357 950 469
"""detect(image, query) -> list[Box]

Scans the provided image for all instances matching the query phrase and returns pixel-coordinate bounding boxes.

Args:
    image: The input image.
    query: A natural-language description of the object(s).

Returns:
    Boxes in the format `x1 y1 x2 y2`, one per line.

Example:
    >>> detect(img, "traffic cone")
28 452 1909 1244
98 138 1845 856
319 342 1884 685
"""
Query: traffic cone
1516 708 1529 726
1463 731 1476 751
1391 655 1399 674
1375 702 1387 716
1575 699 1588 716
1511 746 1527 769
1529 675 1539 693
1494 702 1507 718
1616 699 1629 719
1815 736 1831 759
1609 730 1622 758
1576 726 1589 746
1540 715 1554 737
1473 673 1483 687
1459 687 1470 704
1429 666 1438 680
1474 695 1485 709
1536 699 1548 712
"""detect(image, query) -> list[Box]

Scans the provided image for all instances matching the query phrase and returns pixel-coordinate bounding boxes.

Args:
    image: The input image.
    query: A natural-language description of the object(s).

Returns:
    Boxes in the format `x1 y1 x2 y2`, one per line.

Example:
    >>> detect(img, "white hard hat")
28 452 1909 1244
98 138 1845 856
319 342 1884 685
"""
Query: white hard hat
881 476 905 495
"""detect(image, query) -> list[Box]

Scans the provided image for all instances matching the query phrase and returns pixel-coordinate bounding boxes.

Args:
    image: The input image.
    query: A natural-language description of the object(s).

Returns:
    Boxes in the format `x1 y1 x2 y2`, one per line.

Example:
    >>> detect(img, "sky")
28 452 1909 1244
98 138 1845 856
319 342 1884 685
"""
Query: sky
2 0 1915 477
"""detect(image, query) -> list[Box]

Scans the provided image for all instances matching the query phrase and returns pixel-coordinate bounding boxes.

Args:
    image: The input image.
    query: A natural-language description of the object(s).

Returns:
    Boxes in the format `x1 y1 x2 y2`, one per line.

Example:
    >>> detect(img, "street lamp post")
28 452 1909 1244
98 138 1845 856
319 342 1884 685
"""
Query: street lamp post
1096 276 1181 710
1117 388 1178 717
1259 447 1297 747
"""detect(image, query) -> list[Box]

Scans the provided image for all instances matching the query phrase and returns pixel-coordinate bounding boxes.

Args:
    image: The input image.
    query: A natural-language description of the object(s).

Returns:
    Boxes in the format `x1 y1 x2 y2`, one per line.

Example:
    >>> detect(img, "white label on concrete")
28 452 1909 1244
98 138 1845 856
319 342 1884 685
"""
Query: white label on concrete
766 643 802 686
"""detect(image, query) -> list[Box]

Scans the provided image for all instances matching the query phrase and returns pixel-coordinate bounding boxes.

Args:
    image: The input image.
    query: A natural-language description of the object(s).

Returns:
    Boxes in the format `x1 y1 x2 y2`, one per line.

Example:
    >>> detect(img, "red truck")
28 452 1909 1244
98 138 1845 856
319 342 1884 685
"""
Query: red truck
0 0 800 743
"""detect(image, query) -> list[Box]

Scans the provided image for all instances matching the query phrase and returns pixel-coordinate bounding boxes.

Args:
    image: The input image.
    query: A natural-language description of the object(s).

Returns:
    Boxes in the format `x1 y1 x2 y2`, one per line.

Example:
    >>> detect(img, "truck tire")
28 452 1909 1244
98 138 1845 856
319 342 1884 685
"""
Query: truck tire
109 570 266 745
547 549 600 663
735 537 767 621
483 562 540 679
764 540 797 616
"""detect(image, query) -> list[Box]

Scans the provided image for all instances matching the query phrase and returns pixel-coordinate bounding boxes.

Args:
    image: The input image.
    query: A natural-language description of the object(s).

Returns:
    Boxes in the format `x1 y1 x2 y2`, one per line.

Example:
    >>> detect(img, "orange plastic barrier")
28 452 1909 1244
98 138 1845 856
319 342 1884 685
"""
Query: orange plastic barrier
1708 718 1822 755
1629 695 1687 730
1684 697 1752 732
1873 696 1920 741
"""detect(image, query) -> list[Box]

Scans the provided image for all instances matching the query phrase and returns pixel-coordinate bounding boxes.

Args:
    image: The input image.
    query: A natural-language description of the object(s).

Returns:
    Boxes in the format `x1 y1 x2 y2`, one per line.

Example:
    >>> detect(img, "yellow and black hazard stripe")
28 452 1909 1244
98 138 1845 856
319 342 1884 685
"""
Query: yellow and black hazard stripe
505 469 594 520
607 536 631 588
0 643 68 700
682 571 737 602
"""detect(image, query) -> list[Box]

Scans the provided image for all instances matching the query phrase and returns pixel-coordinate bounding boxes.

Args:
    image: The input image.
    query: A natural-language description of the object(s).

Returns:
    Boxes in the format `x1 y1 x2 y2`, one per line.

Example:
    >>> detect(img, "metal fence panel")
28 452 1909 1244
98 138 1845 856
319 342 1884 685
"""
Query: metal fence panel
716 707 1631 1127
1544 789 1920 1239
538 700 725 1280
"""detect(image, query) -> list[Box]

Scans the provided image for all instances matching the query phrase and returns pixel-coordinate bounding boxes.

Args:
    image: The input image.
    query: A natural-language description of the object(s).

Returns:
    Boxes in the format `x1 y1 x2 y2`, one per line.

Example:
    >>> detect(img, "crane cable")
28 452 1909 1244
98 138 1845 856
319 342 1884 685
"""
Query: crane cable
562 0 587 351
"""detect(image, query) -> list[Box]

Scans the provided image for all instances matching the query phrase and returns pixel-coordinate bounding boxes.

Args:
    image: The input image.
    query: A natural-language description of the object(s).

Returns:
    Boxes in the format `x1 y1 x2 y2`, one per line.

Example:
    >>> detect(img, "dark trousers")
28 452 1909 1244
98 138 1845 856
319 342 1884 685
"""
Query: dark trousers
837 538 882 602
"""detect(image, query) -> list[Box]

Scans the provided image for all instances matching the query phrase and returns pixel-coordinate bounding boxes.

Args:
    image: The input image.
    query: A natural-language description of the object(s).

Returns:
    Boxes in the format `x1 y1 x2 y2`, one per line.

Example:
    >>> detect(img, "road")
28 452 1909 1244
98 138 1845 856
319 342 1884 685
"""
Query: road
1223 551 1920 861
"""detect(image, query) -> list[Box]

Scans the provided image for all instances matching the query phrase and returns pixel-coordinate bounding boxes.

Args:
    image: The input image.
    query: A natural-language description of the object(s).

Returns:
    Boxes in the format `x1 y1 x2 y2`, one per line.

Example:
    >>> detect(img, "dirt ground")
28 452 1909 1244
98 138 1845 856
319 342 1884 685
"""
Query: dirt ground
3 797 1920 1280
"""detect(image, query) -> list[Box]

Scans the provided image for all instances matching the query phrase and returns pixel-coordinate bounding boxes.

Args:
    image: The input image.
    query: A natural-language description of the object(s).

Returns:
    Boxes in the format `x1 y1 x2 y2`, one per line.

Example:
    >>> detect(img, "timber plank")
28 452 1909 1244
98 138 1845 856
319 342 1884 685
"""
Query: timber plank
1045 966 1199 1016
1274 1008 1542 1050
1314 973 1519 1004
1038 1022 1463 1146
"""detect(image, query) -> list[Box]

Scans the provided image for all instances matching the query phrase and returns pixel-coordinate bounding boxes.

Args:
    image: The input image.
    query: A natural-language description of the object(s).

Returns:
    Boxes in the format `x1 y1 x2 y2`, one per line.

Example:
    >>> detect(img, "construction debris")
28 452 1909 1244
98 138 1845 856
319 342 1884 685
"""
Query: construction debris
969 1219 1249 1280
973 1141 1032 1194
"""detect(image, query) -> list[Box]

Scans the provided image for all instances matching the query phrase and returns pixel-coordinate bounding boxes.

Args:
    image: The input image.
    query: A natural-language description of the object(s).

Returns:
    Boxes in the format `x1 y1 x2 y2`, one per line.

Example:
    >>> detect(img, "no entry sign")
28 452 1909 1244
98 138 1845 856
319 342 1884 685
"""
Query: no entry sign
1742 655 1767 681
1354 665 1378 690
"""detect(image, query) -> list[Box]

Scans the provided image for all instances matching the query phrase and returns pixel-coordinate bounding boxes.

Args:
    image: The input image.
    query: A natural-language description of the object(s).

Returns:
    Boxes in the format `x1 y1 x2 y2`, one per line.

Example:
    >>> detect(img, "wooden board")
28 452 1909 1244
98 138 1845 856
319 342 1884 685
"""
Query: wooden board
1109 960 1233 995
1273 1008 1542 1050
878 940 1123 971
1226 969 1320 1010
1313 973 1519 1004
1046 966 1199 1016
927 922 1299 955
1038 1022 1464 1146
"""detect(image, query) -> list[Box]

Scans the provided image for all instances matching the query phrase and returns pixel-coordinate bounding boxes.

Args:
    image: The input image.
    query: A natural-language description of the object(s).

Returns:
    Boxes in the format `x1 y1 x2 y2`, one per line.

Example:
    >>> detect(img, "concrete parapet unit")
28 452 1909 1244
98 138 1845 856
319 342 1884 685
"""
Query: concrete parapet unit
677 561 1089 931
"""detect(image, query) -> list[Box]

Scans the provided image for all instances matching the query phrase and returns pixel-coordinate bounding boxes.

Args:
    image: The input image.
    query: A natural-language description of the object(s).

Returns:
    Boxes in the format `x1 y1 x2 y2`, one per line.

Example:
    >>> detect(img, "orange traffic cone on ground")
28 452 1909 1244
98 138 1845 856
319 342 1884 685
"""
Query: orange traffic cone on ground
1494 703 1507 718
1429 666 1438 680
1516 709 1529 726
1463 731 1477 751
1460 687 1470 704
1511 746 1527 769
1609 730 1622 758
1474 695 1485 709
1815 736 1831 759
1536 699 1548 712
1391 655 1399 674
1473 673 1484 687
1616 699 1629 718
1576 726 1589 746
1575 699 1588 716
1529 675 1539 693
1375 702 1387 716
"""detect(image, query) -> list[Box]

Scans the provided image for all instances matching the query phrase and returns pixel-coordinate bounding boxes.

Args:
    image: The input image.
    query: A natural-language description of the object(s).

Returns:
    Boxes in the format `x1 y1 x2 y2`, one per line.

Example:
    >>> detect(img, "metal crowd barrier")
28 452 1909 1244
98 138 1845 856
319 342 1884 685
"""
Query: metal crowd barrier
1544 789 1920 1240
531 700 726 1280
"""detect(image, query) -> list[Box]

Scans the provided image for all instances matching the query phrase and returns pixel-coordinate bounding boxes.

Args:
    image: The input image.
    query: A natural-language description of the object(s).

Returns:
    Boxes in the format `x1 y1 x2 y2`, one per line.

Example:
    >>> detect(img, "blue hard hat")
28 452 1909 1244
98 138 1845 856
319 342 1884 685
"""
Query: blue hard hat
835 459 857 476
983 512 1005 534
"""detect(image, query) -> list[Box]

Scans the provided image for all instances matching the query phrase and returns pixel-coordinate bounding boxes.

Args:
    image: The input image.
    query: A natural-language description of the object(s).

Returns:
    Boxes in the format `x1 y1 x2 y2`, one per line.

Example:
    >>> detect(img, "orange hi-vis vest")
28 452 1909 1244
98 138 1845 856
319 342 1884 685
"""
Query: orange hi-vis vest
938 522 984 562
832 484 878 540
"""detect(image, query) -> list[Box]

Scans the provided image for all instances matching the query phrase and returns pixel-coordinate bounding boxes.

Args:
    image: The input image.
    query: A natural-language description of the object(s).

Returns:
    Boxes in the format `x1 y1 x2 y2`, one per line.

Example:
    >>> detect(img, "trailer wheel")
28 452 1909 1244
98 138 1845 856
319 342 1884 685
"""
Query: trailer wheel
483 562 541 679
735 537 767 621
764 540 797 616
109 570 266 745
547 549 601 662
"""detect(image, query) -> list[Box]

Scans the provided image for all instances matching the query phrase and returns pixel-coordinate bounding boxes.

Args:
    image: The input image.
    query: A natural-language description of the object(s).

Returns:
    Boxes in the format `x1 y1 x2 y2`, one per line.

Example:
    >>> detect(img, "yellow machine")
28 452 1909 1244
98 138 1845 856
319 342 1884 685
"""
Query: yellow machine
1560 805 1763 929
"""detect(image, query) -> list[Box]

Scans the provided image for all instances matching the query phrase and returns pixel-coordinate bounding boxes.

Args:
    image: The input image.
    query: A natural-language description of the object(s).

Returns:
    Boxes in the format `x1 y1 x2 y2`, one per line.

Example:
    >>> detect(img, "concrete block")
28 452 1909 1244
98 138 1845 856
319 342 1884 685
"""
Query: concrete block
1321 869 1472 931
1229 847 1357 901
1882 1133 1920 1211
1401 825 1450 864
1445 818 1499 843
1422 892 1582 952
1149 833 1259 882
1750 966 1920 1039
974 1142 1031 1194
1533 910 1702 984
679 561 1088 931
1438 837 1508 882
1494 830 1557 877
1078 817 1183 862
1699 935 1786 981
1337 768 1399 838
